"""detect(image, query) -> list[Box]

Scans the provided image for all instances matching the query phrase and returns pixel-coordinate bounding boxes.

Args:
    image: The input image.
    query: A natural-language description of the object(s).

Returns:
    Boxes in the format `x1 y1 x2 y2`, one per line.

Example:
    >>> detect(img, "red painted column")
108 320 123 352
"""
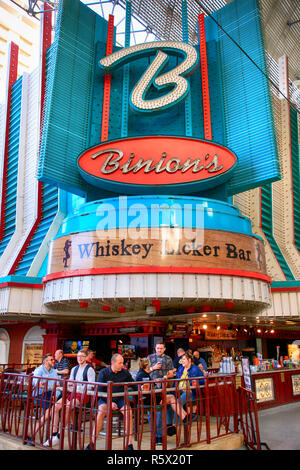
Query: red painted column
101 14 114 142
198 13 212 141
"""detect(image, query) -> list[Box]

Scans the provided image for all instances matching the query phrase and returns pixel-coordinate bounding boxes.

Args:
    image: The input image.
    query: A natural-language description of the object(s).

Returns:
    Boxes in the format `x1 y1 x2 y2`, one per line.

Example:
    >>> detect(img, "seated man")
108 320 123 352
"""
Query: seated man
28 349 95 447
192 350 208 372
32 353 60 410
173 348 186 370
86 349 107 370
148 342 177 443
54 349 70 379
86 353 136 450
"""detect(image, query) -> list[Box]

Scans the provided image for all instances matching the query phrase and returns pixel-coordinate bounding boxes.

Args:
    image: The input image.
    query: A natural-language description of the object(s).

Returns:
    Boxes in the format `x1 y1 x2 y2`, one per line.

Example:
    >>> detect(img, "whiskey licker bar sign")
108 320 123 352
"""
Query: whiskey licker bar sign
47 228 267 281
77 136 237 194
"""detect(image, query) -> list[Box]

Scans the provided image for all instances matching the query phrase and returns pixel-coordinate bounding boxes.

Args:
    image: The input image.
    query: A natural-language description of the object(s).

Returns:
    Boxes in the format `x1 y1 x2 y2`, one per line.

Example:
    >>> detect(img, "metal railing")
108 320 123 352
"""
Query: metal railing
0 371 244 450
238 386 262 450
0 363 41 373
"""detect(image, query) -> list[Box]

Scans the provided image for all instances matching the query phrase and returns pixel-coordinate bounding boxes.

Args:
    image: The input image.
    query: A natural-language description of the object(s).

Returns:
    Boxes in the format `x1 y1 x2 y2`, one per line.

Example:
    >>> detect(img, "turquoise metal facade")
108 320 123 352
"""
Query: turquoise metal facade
37 0 280 200
0 77 23 257
290 106 300 253
56 196 257 239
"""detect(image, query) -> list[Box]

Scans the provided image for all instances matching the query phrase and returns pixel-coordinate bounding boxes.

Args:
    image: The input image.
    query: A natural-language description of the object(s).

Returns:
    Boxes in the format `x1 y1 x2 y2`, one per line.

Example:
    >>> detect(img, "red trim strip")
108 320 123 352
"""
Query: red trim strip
43 267 271 284
198 13 212 141
0 282 43 290
9 6 52 274
271 287 300 293
101 14 114 142
0 42 19 243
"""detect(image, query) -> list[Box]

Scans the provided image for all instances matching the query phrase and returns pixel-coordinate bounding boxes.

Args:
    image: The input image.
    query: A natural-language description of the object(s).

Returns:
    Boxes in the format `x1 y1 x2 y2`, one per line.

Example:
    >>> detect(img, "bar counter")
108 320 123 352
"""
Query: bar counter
237 367 300 410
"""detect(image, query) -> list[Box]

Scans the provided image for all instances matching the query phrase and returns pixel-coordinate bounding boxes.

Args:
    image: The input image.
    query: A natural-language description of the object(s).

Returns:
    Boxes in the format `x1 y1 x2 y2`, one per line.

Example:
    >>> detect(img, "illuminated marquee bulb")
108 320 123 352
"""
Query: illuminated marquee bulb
99 41 198 112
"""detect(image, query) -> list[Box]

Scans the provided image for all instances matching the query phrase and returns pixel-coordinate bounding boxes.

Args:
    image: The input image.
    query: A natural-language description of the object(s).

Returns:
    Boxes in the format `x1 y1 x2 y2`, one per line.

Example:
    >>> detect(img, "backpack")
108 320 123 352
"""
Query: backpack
73 364 93 382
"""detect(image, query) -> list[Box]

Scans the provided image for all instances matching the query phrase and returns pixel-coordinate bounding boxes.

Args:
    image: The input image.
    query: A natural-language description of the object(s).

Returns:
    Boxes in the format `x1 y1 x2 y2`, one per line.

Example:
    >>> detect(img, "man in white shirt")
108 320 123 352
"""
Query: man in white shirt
36 349 95 447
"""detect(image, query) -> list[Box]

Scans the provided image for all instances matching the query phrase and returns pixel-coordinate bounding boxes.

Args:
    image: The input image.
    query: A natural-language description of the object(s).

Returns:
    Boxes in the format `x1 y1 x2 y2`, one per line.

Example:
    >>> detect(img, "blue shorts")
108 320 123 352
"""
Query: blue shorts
36 390 53 410
98 397 125 409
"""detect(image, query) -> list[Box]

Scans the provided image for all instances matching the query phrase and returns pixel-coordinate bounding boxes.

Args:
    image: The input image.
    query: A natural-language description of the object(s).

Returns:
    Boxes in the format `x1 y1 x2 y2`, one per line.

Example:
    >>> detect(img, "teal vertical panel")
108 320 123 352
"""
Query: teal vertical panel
181 0 193 137
88 41 107 147
206 39 225 145
121 1 131 138
290 106 300 252
127 55 186 137
205 0 281 195
0 77 22 257
261 184 295 280
14 183 59 275
38 0 109 197
189 52 204 140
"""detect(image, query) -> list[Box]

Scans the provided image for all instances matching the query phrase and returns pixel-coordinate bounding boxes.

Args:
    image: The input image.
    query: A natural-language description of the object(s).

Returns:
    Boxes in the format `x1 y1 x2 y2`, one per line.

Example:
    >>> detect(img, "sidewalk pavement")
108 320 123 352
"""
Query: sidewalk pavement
238 402 300 450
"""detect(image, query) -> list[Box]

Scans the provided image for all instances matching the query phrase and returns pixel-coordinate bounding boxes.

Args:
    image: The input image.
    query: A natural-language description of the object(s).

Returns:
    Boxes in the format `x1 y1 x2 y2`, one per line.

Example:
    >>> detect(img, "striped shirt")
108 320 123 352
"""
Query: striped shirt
54 356 70 377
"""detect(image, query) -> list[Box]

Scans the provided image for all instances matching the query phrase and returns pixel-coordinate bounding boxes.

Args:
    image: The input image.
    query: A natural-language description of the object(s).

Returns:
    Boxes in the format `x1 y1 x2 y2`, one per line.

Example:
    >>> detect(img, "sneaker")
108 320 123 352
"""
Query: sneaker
25 436 34 446
43 434 60 447
167 425 176 436
85 442 96 450
127 444 134 450
155 437 162 445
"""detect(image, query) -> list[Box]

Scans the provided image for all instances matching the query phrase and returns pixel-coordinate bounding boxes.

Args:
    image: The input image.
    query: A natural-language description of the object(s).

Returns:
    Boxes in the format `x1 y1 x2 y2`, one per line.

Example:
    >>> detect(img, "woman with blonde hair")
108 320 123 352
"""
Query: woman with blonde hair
174 351 207 421
136 357 187 443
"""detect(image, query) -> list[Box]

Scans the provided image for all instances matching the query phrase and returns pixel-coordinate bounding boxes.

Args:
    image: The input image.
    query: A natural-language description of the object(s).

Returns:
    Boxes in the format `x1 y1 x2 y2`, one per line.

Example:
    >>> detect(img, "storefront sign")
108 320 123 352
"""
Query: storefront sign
118 327 138 334
205 329 238 341
255 377 275 403
241 357 254 392
99 41 199 113
77 136 237 194
47 228 267 277
291 374 300 396
23 344 43 365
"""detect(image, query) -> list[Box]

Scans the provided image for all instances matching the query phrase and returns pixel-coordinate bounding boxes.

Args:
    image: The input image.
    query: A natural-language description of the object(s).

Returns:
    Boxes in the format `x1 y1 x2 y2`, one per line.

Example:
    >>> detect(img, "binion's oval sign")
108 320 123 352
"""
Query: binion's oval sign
77 136 237 194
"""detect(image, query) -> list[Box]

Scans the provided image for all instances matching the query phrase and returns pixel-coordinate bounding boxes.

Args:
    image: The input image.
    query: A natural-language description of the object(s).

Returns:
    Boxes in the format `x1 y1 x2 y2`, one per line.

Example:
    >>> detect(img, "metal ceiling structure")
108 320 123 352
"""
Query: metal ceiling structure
11 0 300 110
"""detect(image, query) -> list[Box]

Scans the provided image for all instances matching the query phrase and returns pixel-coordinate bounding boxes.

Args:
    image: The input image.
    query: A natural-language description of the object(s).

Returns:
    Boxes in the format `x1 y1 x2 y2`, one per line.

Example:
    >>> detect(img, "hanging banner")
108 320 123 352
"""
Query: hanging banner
47 228 267 278
23 344 43 365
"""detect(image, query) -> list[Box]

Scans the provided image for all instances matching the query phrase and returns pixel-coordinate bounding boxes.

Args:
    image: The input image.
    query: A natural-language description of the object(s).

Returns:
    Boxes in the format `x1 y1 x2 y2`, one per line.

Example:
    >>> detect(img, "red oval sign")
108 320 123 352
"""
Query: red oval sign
77 136 237 194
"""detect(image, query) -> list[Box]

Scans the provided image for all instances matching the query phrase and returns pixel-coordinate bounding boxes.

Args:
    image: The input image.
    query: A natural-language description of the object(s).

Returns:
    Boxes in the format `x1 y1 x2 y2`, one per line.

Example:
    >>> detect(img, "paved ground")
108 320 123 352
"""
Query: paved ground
238 402 300 450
